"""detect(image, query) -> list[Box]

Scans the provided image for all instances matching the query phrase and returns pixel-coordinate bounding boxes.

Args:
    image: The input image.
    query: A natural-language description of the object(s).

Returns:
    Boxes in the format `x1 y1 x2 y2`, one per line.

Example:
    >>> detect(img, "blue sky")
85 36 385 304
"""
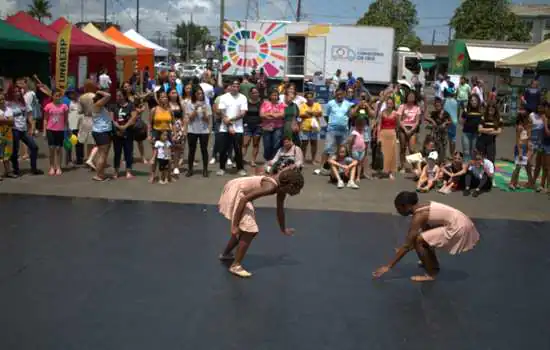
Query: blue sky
2 0 548 43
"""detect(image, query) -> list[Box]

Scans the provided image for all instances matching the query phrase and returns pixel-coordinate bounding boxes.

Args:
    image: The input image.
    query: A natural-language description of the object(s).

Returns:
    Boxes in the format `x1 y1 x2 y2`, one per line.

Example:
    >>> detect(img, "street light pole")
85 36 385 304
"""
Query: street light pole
136 0 140 32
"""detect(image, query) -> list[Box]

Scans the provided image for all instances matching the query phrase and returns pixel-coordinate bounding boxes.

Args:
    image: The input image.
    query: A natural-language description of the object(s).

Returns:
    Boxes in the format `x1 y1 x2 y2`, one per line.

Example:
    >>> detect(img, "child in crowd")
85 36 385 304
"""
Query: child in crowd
66 88 83 167
349 117 367 183
329 145 359 189
153 130 172 184
509 110 532 190
416 151 440 193
218 168 304 278
528 104 545 189
464 151 494 197
438 151 468 194
43 89 68 176
540 104 550 193
407 136 436 179
426 98 451 163
477 101 502 163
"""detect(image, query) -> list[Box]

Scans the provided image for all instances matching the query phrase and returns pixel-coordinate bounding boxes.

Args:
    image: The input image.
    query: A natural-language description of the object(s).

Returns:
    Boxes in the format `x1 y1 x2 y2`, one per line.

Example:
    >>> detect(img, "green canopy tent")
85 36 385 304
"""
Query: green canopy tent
0 19 50 82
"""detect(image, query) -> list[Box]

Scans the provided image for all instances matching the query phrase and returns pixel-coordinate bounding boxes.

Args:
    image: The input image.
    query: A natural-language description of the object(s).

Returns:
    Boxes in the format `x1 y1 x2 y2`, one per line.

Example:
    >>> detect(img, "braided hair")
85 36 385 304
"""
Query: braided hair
278 168 304 196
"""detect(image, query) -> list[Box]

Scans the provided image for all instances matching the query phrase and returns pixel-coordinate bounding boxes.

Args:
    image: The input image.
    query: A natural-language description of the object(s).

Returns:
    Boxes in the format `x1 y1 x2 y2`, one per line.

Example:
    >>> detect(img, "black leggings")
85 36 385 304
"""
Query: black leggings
219 132 244 171
465 171 492 191
476 136 496 163
113 134 134 170
187 133 209 170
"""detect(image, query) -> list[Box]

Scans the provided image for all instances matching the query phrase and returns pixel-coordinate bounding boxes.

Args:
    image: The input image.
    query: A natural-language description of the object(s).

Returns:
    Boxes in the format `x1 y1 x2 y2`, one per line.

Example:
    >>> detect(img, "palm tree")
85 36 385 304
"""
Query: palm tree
27 0 53 23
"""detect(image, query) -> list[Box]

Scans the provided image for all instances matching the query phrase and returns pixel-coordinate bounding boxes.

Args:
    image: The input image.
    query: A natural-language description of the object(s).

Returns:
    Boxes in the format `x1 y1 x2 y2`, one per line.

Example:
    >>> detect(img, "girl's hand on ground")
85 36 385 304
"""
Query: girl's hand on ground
372 265 390 278
282 228 295 236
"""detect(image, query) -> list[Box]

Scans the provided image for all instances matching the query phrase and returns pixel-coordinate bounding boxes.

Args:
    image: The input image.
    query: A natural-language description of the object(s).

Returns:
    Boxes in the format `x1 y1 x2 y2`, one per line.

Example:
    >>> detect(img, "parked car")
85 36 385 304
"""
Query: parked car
179 64 204 79
154 62 170 71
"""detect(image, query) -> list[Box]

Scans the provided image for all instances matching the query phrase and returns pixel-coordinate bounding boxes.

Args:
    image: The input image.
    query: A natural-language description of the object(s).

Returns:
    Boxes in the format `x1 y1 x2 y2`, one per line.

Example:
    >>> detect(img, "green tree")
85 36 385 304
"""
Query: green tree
174 21 211 61
357 0 422 50
450 0 530 42
27 0 52 23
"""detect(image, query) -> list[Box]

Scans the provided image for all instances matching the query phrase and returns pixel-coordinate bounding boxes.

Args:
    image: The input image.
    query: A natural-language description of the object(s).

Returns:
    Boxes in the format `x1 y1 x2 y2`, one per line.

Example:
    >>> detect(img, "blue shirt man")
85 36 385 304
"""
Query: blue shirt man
326 93 353 132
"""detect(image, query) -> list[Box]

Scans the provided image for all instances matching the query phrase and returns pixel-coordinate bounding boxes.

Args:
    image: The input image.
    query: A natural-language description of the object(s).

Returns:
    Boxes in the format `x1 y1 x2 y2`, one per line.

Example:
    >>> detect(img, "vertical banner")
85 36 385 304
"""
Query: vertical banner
55 24 72 93
77 56 87 88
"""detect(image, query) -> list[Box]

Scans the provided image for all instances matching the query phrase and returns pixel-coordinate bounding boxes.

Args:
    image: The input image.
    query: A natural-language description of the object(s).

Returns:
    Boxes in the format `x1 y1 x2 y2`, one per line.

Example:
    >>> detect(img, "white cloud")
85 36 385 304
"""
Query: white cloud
0 0 16 17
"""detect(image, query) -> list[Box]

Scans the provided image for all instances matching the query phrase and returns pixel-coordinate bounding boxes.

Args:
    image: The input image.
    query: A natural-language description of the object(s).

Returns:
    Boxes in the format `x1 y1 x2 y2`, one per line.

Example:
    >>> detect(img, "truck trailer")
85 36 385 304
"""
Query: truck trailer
221 20 395 84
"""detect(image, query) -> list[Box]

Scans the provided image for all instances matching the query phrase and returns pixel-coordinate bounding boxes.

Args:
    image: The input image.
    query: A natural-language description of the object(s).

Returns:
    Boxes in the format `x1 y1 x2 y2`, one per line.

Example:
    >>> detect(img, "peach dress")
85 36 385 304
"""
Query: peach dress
418 201 480 255
218 176 278 233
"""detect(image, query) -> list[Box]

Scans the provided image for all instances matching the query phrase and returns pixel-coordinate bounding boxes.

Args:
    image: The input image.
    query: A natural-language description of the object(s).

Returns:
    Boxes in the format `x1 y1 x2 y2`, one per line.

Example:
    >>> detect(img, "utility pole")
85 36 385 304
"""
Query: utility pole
296 0 302 22
219 0 225 42
81 0 84 22
136 0 140 32
431 29 436 45
448 26 452 43
103 0 107 30
187 13 193 61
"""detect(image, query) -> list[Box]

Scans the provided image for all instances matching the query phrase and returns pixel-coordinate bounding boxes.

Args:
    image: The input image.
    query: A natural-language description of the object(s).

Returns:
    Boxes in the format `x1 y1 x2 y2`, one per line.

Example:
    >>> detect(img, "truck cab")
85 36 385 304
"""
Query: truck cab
393 47 426 87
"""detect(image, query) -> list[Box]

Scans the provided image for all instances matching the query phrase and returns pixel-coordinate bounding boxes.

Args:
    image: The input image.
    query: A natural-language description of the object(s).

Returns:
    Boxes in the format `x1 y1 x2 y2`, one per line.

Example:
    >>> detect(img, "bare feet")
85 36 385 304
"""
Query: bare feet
410 274 435 282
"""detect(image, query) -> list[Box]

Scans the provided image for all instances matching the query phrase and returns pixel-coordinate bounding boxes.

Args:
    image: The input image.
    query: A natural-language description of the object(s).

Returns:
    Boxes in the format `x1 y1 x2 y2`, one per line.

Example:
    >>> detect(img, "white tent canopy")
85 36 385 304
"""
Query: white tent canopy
124 29 168 57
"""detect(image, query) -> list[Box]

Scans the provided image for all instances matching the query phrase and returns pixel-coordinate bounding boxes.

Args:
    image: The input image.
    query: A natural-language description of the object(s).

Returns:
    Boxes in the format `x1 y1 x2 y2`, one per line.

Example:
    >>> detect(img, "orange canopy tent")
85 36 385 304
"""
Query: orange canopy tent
104 26 153 72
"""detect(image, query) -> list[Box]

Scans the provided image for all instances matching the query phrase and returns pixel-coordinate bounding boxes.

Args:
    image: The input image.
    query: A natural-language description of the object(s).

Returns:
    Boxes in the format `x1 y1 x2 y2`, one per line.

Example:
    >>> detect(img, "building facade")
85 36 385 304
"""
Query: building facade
511 4 550 43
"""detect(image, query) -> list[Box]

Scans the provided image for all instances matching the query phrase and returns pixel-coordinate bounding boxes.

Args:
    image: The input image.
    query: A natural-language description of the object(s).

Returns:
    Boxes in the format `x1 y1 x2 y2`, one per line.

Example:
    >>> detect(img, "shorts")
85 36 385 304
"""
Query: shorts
300 130 320 141
157 158 170 170
400 125 419 136
133 126 147 142
351 150 365 161
514 144 528 165
151 129 172 141
46 130 65 147
447 123 457 142
92 131 112 146
544 144 550 155
244 124 262 137
324 128 348 155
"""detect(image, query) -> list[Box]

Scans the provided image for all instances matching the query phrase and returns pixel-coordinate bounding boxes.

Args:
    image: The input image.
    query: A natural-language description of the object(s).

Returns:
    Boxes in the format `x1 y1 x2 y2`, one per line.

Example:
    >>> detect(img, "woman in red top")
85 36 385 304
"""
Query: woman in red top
397 91 421 171
378 97 398 179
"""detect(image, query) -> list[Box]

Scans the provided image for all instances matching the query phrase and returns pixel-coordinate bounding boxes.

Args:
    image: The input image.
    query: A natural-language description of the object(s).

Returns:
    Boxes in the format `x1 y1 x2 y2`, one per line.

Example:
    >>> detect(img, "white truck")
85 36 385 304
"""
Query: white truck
221 20 395 84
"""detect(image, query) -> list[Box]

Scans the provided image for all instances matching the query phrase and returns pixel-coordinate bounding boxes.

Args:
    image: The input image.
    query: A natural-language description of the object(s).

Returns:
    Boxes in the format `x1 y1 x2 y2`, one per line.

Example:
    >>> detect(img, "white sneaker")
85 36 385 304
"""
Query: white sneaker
337 180 344 189
347 181 359 189
216 170 225 176
209 158 216 165
173 167 180 175
226 159 233 167
238 170 247 176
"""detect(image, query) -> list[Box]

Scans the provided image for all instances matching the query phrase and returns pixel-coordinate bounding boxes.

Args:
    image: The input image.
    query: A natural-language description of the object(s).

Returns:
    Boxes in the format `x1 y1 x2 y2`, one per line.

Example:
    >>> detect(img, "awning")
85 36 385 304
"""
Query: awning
496 39 550 68
420 59 436 70
124 29 168 57
466 45 525 63
82 23 136 57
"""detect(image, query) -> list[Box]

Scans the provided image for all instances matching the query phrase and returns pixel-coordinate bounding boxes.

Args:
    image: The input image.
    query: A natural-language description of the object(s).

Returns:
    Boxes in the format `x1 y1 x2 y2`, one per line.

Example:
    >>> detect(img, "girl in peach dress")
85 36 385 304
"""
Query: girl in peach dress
373 191 479 282
218 167 304 278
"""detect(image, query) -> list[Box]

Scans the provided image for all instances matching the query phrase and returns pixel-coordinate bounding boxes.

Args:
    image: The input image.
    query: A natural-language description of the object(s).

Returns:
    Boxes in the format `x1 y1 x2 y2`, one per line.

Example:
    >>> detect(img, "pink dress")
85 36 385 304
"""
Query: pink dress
419 201 480 255
218 176 277 233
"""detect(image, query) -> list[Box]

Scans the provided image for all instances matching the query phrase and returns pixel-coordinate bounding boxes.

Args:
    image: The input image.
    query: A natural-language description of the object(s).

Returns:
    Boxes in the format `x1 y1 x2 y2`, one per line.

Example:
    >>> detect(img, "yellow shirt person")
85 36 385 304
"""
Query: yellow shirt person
299 95 323 134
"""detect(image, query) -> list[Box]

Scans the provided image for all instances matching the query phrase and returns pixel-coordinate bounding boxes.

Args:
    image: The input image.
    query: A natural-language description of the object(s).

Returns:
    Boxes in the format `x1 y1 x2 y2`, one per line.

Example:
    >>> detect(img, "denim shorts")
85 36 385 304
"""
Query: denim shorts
300 130 319 141
324 128 349 155
244 124 262 137
352 150 365 160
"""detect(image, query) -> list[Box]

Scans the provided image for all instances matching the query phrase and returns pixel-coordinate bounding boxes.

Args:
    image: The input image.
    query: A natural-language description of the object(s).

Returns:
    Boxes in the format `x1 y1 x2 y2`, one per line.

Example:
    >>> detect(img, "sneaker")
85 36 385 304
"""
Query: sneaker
209 158 216 165
218 253 234 261
238 169 247 176
463 189 471 196
226 159 233 167
173 167 180 175
216 170 225 176
347 181 359 189
337 180 344 189
229 264 252 278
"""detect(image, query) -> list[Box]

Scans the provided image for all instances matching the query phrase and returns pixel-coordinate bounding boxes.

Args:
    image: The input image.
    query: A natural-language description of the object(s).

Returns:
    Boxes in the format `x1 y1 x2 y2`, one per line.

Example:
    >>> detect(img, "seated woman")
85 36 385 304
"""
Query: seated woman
264 135 304 174
406 135 436 179
463 151 494 197
416 151 440 193
328 145 359 189
438 151 468 194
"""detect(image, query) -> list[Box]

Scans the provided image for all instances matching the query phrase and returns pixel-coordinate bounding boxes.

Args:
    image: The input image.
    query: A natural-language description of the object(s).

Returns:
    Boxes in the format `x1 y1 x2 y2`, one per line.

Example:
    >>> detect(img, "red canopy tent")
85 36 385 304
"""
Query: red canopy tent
49 17 117 92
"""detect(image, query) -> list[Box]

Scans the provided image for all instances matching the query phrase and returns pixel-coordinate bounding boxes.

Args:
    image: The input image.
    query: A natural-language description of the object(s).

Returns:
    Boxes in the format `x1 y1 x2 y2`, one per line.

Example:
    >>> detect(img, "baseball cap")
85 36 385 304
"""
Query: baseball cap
428 151 439 161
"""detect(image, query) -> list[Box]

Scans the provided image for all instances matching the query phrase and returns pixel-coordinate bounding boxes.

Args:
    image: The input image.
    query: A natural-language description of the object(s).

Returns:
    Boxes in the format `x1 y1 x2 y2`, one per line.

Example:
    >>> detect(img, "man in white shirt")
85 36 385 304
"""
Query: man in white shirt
217 80 248 176
98 68 112 91
205 41 216 69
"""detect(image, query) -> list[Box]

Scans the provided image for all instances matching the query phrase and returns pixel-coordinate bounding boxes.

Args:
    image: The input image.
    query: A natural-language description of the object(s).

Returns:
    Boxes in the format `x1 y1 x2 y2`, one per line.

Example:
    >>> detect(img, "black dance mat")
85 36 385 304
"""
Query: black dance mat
0 195 548 350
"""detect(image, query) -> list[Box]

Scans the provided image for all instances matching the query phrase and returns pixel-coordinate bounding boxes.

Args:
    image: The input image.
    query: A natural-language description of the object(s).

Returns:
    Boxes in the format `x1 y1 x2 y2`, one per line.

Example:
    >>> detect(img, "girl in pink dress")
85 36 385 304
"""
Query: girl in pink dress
373 191 479 282
218 167 304 278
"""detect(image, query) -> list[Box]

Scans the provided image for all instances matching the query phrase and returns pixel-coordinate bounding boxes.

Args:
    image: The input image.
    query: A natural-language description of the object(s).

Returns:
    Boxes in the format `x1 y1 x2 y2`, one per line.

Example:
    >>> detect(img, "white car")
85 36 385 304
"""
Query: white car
154 62 170 71
179 64 204 78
